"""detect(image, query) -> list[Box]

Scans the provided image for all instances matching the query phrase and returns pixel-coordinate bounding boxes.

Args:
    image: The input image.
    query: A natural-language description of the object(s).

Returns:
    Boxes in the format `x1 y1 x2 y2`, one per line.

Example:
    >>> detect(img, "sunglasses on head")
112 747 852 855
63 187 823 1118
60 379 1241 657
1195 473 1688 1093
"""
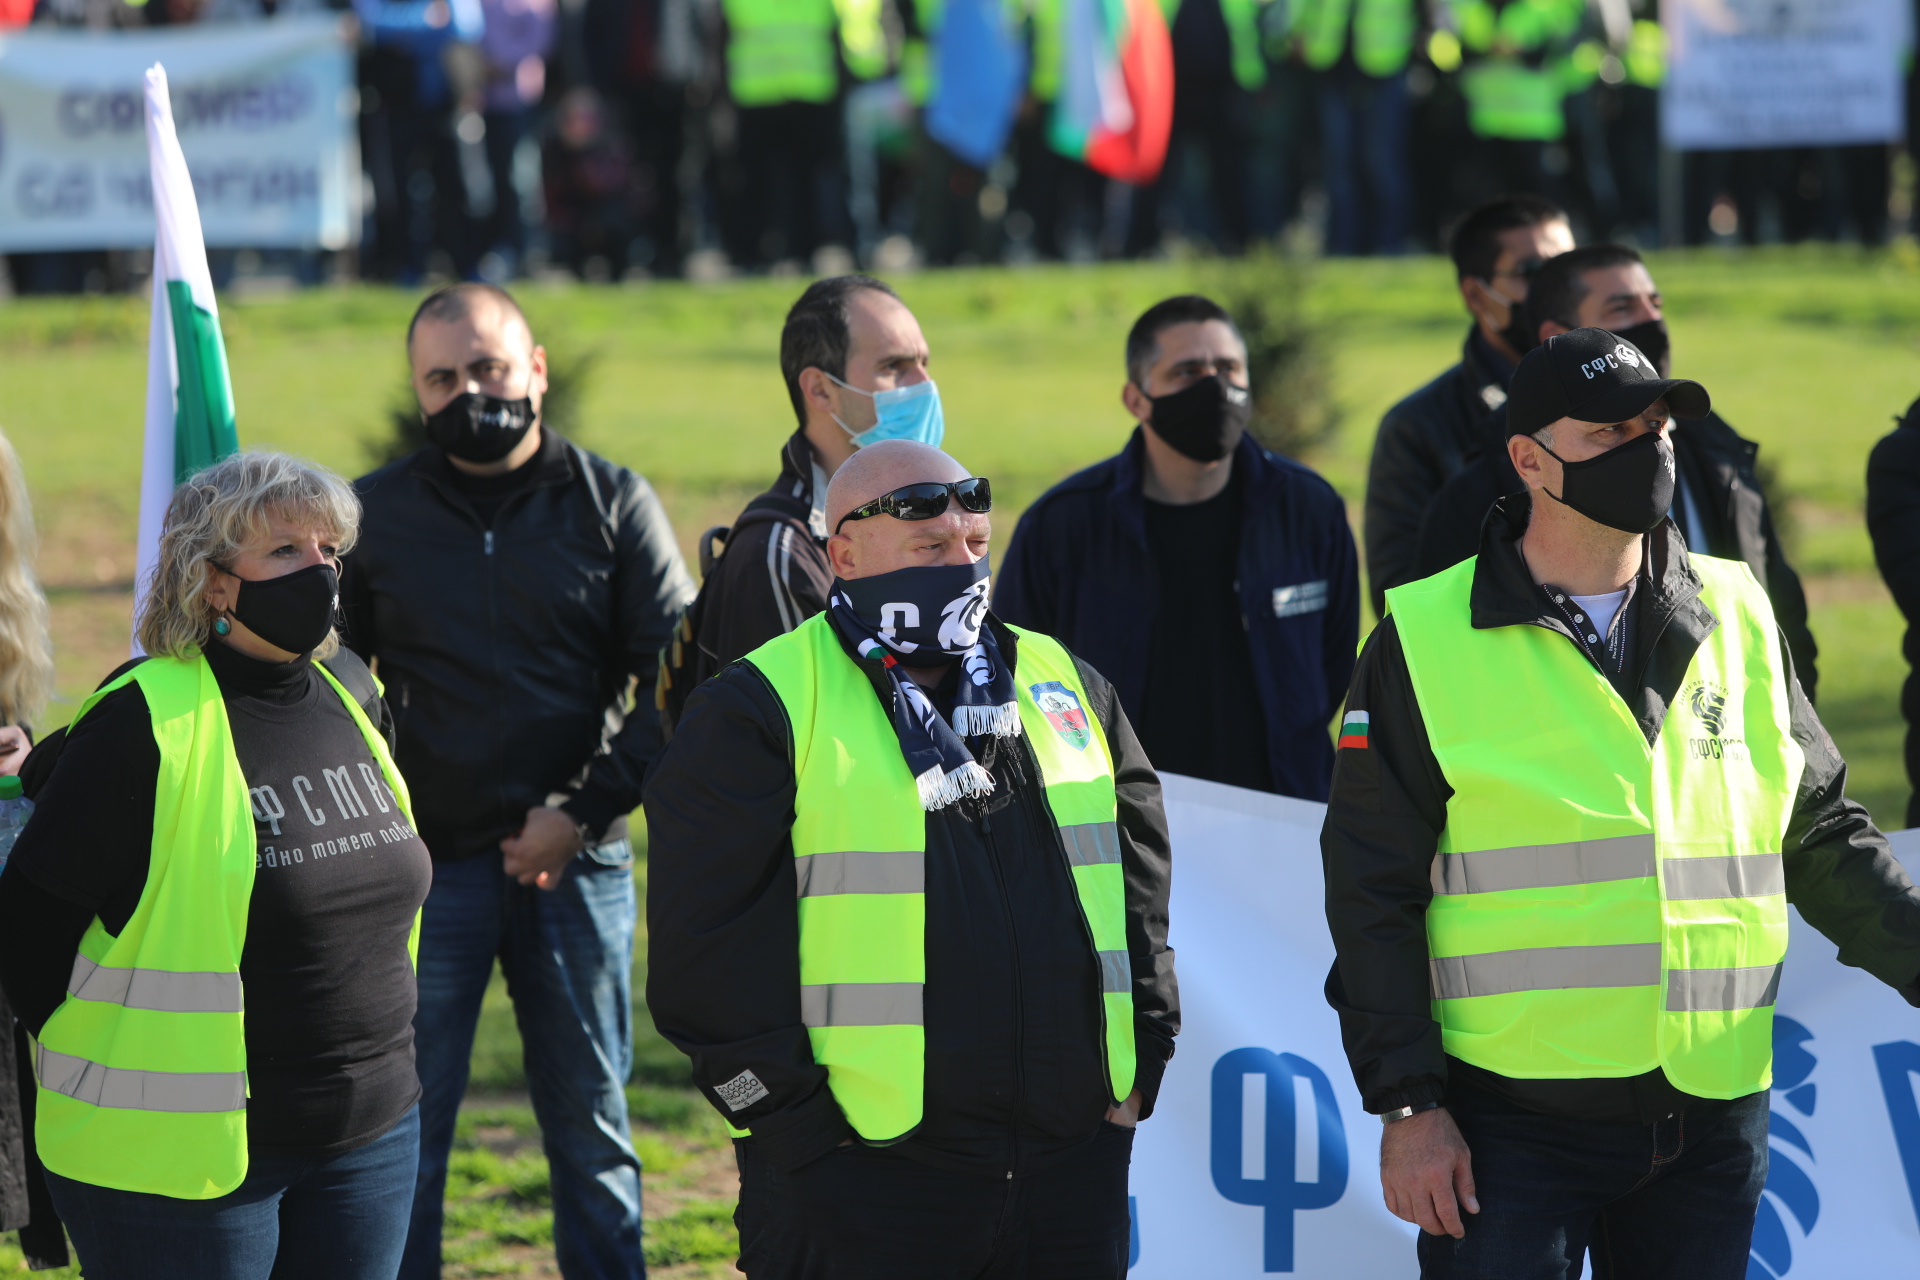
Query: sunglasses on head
835 477 993 533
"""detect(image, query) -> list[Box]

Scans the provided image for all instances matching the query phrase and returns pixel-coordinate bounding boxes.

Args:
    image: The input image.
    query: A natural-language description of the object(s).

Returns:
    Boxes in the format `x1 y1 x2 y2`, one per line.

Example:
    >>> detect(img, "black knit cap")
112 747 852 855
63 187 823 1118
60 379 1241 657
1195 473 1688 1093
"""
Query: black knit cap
1507 326 1710 438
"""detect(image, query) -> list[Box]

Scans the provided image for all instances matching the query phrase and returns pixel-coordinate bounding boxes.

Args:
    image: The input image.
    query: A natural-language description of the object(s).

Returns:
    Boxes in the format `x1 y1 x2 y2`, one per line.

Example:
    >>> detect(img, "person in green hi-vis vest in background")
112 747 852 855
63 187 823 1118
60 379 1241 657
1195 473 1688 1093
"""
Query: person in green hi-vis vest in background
1287 0 1417 255
720 0 886 268
646 439 1177 1278
1322 327 1920 1278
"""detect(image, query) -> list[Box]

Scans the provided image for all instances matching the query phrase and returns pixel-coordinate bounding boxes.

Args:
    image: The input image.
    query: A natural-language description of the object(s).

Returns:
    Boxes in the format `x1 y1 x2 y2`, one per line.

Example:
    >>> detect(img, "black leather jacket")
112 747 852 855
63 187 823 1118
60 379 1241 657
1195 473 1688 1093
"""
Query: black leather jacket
1867 404 1920 825
342 433 694 860
1364 327 1515 619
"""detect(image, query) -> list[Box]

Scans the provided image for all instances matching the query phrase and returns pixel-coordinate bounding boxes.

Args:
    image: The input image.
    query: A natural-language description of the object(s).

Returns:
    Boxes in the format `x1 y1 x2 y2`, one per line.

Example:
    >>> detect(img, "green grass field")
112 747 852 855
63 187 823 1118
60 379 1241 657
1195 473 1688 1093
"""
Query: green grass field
1 245 1915 1274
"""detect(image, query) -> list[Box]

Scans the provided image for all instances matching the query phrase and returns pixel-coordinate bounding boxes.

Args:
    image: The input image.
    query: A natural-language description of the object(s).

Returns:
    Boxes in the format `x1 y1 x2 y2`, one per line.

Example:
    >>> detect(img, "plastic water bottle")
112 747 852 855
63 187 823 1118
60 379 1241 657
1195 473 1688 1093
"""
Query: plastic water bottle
0 776 32 873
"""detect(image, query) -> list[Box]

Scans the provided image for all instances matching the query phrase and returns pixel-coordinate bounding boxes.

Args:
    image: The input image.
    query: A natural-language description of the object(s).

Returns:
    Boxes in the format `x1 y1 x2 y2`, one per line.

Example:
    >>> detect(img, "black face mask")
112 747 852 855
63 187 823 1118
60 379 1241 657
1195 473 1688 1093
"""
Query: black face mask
1610 319 1671 378
1145 374 1252 463
1540 429 1676 535
424 392 536 464
831 559 991 669
226 562 340 656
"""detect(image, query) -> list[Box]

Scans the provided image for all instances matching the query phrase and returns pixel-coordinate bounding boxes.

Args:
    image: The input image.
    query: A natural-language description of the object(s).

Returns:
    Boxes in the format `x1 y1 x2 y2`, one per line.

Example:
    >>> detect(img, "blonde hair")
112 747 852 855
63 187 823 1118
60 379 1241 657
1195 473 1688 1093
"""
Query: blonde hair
0 431 54 728
136 452 361 661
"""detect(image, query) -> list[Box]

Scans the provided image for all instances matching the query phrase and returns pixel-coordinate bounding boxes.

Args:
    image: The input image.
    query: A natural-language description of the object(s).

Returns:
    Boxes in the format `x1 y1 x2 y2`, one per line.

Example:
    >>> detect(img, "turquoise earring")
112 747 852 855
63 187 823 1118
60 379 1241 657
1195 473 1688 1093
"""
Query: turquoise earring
213 616 232 637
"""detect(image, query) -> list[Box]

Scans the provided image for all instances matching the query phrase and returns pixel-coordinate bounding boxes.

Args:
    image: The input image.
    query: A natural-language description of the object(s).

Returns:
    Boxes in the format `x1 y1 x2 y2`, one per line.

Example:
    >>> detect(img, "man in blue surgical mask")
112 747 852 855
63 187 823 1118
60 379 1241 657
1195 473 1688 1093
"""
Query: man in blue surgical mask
660 276 944 734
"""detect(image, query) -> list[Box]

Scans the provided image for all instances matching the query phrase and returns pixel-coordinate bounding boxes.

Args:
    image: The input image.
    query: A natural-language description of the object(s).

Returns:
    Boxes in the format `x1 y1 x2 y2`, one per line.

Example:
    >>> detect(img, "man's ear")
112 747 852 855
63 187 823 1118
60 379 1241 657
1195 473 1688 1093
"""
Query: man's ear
1121 380 1153 426
799 367 837 417
827 531 858 579
1509 432 1550 492
529 344 549 401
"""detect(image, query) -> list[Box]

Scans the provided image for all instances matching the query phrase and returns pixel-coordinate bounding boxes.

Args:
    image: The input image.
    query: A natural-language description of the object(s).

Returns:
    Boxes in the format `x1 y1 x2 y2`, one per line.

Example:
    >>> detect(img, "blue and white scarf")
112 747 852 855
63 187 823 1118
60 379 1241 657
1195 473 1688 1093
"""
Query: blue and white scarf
827 560 1022 811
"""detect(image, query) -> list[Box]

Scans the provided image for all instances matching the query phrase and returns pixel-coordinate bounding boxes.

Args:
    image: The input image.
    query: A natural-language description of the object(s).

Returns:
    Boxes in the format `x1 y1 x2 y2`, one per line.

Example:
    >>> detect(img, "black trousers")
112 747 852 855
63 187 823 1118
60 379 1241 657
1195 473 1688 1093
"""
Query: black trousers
734 1123 1134 1280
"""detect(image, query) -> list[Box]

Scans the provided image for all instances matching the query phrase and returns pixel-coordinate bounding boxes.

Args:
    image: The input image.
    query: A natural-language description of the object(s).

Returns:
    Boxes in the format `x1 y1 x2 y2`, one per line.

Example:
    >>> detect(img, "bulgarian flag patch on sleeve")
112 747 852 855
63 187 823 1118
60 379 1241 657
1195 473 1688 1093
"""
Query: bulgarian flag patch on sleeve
1338 709 1370 749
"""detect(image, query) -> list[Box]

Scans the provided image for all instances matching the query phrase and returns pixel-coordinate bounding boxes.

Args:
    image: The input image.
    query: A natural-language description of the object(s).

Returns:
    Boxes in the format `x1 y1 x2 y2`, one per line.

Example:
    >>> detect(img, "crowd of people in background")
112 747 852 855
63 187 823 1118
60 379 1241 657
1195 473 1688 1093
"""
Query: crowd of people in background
8 0 1920 295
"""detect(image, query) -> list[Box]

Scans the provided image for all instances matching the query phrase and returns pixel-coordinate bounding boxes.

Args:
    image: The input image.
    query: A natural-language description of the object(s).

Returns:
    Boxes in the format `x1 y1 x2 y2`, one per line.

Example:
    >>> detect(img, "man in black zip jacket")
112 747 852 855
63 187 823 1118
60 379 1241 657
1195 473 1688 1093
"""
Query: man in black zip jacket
1363 194 1573 618
661 276 934 730
342 284 693 1280
645 441 1177 1278
1867 397 1920 826
995 295 1359 803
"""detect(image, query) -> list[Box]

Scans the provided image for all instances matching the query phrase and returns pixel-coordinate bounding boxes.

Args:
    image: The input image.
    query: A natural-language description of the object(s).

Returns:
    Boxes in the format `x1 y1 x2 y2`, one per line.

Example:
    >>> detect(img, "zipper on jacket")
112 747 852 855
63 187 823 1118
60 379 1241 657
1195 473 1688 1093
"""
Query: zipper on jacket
977 740 1025 1180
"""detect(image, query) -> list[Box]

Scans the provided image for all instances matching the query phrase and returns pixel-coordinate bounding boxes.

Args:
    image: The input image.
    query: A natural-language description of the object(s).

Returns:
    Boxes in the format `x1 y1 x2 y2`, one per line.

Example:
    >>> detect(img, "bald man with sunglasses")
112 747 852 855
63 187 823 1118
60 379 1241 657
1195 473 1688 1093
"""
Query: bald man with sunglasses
644 441 1178 1279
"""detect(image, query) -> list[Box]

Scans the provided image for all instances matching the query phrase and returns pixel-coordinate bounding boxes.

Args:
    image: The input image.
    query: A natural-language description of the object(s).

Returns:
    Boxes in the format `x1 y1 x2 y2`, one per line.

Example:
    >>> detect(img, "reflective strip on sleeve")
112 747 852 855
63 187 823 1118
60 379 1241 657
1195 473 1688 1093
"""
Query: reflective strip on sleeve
35 1045 246 1114
1060 823 1122 867
793 851 924 898
799 982 924 1027
68 954 244 1015
1665 963 1783 1012
1431 835 1655 895
1661 854 1785 901
1097 950 1131 995
1429 942 1662 999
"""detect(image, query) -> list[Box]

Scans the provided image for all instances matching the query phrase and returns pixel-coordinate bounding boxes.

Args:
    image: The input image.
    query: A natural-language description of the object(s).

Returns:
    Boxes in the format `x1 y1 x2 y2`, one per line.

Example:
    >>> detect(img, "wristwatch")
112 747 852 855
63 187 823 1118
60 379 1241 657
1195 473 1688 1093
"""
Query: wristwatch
1380 1101 1442 1125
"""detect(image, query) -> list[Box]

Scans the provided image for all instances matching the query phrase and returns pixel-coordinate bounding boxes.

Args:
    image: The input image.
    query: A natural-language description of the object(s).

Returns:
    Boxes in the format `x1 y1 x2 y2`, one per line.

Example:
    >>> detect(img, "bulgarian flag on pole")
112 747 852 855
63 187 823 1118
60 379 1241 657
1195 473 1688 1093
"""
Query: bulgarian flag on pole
1049 0 1174 185
133 62 238 629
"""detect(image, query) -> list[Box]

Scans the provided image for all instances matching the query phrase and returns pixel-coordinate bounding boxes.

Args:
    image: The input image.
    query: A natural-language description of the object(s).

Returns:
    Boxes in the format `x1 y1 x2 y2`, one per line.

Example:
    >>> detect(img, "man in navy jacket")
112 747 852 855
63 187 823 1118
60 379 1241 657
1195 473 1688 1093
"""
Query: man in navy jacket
996 296 1360 801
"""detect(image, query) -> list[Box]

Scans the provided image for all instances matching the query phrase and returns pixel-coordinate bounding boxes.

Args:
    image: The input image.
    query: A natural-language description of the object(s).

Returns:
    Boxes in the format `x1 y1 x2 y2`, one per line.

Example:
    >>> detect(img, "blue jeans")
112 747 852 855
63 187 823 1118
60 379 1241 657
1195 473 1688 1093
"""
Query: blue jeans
1318 65 1411 257
1419 1078 1769 1279
401 845 642 1280
47 1105 419 1280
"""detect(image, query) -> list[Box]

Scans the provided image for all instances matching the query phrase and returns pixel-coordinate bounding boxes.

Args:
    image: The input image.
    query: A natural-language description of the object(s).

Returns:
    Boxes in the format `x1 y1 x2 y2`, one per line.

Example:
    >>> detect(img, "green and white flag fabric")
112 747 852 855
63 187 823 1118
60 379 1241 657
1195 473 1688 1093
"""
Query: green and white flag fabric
134 62 238 630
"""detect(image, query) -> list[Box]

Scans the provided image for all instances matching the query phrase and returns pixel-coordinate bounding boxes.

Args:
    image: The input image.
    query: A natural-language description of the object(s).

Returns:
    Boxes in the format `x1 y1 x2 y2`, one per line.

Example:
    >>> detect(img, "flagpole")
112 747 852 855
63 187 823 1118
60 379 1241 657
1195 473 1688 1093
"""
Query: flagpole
134 62 238 651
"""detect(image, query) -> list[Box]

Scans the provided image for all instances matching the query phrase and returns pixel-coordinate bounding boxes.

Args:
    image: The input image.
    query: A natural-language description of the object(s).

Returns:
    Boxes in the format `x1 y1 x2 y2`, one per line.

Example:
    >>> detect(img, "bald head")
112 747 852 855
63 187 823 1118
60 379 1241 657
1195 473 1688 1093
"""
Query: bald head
824 440 969 531
825 441 989 583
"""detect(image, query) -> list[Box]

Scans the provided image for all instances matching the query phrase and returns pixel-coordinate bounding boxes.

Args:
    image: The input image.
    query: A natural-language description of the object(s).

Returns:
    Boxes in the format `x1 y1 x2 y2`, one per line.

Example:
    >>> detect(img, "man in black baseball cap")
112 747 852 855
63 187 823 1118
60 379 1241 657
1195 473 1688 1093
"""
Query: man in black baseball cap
1319 325 1920 1276
1504 326 1707 540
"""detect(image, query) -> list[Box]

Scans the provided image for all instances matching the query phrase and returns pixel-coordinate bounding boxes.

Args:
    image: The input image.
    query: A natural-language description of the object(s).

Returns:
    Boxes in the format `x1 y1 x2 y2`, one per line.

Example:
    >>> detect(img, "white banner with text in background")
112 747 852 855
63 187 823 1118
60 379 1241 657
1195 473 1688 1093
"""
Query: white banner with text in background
1129 773 1920 1279
0 18 356 252
1662 0 1909 151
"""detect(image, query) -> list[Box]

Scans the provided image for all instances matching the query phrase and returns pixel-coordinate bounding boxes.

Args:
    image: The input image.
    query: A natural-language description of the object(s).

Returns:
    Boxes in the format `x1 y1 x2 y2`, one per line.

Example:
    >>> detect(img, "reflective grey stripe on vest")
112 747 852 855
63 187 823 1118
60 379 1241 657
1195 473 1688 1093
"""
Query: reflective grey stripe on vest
35 1045 245 1114
1060 823 1121 868
68 954 244 1015
793 851 924 898
1662 854 1786 901
1098 950 1131 995
1665 963 1783 1012
1431 835 1654 895
1430 942 1661 1000
800 982 923 1027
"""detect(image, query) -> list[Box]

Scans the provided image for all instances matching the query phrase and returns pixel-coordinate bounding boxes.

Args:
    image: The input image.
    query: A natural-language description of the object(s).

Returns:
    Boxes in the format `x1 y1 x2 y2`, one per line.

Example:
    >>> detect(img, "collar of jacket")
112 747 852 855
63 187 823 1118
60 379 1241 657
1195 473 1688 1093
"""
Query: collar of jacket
775 429 831 539
1107 426 1273 549
1462 325 1516 411
1467 491 1715 650
408 426 576 520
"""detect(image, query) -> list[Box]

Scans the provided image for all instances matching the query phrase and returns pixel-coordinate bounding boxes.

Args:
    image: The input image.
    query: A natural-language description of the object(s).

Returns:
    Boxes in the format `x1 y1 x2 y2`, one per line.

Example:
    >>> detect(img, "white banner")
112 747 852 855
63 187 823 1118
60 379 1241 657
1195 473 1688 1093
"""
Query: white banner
1129 773 1920 1278
1661 0 1908 151
0 18 356 251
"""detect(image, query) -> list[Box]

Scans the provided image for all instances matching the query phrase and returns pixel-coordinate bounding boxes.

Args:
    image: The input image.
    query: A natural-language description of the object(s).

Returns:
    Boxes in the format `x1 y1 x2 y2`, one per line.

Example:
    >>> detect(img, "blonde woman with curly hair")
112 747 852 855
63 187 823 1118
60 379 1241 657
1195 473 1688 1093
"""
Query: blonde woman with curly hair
0 428 54 769
0 452 432 1280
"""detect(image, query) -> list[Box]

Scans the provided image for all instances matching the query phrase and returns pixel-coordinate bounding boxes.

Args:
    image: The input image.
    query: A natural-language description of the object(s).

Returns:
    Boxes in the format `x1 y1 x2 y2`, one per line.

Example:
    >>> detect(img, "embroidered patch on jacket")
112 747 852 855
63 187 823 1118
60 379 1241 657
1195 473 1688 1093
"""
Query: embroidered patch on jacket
1338 709 1370 750
715 1068 771 1113
1273 580 1330 619
1029 681 1091 750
